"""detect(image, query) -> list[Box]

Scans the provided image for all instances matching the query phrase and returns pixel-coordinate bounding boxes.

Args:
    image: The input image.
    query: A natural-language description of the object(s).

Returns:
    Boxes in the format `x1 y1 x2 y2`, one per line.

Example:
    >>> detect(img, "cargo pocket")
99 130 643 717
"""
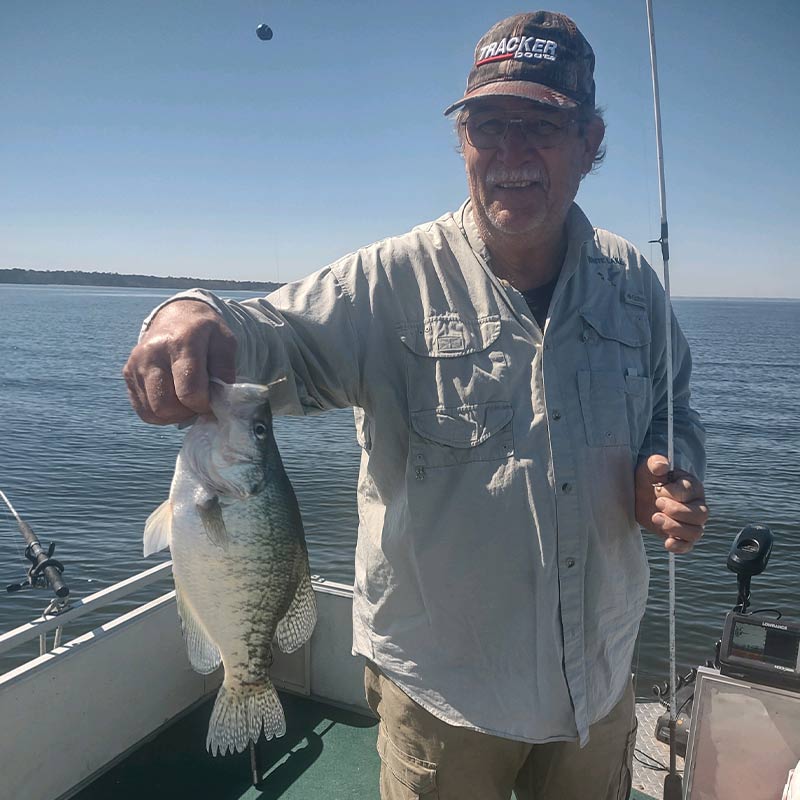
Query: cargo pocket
409 401 514 471
377 723 438 799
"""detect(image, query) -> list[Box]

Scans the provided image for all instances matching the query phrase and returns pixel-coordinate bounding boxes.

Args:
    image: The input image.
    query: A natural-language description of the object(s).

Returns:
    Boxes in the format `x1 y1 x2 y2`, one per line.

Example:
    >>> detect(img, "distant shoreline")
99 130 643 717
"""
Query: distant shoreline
0 268 282 293
1 268 795 301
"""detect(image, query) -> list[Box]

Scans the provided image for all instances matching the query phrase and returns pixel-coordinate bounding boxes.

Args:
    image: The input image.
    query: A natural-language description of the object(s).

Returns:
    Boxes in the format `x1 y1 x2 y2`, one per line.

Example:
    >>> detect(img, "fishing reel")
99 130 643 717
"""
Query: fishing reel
1 490 70 602
6 540 67 595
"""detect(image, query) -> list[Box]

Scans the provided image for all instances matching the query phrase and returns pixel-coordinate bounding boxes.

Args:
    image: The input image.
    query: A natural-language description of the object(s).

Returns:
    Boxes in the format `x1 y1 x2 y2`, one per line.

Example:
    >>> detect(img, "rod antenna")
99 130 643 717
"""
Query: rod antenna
645 1 681 797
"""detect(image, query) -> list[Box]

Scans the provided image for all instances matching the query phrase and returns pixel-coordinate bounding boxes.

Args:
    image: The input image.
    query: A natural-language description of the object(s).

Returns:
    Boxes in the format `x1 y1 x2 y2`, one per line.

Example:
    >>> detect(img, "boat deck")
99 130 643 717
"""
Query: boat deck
73 693 379 800
72 693 670 800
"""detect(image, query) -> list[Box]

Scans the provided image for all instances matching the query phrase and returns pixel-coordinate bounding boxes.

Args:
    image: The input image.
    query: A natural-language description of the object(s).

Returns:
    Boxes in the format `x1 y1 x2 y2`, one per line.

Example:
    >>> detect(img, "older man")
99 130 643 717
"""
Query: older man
124 11 708 800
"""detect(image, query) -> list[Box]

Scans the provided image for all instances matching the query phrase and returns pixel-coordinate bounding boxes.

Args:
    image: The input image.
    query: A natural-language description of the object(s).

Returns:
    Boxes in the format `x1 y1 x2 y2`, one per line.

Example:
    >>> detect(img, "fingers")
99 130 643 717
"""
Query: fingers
635 455 709 554
651 512 705 553
654 493 709 525
122 300 236 424
656 472 703 504
646 453 671 480
123 361 171 425
651 490 708 553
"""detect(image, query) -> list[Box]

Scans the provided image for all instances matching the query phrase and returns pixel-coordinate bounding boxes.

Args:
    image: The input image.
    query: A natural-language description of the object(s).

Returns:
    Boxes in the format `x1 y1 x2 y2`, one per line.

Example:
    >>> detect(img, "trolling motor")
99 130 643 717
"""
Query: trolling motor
1 489 69 605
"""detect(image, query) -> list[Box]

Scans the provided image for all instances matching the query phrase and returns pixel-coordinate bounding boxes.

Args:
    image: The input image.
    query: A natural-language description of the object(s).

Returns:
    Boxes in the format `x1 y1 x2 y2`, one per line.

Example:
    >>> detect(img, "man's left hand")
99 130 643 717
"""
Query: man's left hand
635 454 709 554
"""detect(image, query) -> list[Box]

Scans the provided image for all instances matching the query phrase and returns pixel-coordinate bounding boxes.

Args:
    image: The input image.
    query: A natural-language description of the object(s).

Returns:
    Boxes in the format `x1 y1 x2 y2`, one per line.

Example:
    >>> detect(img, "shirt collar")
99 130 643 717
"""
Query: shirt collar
458 199 595 268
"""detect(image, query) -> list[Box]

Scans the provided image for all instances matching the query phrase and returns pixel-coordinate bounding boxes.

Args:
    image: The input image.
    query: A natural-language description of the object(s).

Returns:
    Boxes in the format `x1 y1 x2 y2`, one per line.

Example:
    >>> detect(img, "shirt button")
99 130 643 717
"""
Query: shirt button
561 482 573 494
565 558 576 568
552 410 562 420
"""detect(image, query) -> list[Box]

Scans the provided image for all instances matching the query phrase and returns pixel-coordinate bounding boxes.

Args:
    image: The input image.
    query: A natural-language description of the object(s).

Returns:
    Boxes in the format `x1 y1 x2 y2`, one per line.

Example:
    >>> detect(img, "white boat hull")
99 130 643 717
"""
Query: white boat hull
0 576 366 800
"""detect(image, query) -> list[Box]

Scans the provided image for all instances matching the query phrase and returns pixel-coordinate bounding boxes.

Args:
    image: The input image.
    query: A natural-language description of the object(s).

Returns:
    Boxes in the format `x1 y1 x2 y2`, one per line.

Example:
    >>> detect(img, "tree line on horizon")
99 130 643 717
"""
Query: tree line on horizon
0 268 282 292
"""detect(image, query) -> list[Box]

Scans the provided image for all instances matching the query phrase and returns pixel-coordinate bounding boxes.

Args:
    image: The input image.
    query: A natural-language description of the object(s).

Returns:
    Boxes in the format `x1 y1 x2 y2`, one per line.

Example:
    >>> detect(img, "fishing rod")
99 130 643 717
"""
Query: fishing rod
644 1 681 798
1 489 70 601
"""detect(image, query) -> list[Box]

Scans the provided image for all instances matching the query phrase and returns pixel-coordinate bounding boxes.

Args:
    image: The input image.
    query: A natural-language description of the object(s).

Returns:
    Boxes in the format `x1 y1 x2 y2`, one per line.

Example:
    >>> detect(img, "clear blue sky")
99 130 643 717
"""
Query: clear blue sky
2 0 798 297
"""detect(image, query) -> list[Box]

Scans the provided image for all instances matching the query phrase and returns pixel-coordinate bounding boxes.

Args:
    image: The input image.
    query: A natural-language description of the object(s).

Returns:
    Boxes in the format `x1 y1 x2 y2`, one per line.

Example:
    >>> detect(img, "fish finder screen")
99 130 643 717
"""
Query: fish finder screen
731 622 799 670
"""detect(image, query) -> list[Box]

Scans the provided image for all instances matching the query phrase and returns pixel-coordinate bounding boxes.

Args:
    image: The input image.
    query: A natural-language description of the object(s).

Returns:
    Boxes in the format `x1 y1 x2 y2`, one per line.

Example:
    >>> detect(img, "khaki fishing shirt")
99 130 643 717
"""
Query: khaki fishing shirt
143 200 705 746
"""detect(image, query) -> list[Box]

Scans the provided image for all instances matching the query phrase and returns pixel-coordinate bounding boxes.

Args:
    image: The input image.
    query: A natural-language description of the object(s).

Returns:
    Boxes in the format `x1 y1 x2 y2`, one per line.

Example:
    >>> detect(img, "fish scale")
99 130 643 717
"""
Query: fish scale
143 380 317 756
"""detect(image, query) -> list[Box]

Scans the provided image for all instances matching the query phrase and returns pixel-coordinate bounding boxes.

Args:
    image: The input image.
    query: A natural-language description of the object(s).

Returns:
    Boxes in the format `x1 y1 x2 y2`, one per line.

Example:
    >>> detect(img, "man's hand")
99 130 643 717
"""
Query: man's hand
635 454 709 554
122 300 237 425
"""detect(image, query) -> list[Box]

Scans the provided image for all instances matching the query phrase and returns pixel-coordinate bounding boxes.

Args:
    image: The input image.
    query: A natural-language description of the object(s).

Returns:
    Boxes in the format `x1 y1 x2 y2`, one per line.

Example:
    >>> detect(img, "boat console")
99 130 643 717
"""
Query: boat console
658 525 800 798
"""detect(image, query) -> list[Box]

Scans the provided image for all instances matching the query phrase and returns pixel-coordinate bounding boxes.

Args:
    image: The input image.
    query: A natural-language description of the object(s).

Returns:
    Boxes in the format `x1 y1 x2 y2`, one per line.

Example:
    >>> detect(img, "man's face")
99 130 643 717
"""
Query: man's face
462 97 604 250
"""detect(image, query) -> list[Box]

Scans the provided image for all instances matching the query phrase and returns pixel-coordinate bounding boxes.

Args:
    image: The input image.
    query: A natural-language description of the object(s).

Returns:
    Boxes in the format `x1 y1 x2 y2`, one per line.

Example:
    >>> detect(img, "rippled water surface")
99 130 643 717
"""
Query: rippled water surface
1 285 798 693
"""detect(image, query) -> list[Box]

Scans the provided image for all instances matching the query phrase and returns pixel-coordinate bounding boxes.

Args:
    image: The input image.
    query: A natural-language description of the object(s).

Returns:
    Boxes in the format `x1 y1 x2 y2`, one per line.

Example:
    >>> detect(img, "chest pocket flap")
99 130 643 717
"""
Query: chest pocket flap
398 313 501 357
580 302 651 347
411 402 513 448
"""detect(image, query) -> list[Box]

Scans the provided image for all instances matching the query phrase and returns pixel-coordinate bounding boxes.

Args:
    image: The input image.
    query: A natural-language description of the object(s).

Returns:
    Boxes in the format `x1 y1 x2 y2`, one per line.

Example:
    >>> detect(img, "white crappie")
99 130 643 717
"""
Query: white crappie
143 379 316 756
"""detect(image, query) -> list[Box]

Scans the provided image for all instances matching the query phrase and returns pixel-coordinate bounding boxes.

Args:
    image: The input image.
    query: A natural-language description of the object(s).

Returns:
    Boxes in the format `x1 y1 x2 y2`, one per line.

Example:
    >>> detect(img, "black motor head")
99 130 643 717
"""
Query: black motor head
727 524 773 578
256 24 273 41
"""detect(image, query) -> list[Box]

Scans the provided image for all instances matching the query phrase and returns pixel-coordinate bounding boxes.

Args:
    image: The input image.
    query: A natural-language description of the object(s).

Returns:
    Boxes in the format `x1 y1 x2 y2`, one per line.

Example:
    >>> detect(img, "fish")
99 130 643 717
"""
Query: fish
143 378 317 756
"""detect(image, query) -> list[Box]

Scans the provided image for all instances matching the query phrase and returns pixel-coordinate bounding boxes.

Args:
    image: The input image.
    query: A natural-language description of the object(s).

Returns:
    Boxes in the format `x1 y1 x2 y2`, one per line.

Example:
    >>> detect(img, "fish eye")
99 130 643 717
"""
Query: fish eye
253 421 268 439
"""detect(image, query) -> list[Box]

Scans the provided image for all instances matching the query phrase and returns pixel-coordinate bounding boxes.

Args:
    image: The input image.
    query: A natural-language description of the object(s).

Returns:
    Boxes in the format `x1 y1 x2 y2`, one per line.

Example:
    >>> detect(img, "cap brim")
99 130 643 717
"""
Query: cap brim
443 80 578 116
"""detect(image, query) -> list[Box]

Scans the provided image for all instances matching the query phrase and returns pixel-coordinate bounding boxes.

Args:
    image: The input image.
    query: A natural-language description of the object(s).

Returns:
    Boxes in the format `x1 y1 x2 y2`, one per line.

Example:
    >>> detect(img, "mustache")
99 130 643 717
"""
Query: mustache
485 166 547 186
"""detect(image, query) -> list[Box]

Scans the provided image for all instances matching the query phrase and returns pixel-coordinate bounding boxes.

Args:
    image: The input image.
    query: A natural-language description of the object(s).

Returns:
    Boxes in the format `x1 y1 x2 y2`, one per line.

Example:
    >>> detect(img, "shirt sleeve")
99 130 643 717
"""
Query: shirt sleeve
638 263 707 481
138 263 364 417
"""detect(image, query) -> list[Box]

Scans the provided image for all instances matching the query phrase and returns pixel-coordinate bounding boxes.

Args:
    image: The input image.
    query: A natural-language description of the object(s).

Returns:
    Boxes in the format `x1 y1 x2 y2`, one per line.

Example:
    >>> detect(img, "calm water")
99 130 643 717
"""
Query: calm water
1 285 798 695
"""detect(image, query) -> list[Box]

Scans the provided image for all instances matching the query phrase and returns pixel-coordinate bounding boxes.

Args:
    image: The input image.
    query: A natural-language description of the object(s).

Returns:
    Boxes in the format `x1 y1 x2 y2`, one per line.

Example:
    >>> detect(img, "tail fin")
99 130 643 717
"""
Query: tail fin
206 680 286 756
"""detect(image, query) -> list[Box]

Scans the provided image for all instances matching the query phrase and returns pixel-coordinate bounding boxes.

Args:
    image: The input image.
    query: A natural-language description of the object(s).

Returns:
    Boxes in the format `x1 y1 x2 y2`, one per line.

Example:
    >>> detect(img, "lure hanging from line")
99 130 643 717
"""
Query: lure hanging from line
256 23 273 41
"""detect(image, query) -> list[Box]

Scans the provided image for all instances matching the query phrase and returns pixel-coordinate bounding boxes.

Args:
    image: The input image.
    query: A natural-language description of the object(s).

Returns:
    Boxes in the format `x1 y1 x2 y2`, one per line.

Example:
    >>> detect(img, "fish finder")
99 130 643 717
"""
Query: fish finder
719 612 800 691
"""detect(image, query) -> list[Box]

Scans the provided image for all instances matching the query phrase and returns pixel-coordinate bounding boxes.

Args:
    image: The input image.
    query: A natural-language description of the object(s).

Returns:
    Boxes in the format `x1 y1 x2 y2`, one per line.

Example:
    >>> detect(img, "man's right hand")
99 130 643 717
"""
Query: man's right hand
122 300 237 425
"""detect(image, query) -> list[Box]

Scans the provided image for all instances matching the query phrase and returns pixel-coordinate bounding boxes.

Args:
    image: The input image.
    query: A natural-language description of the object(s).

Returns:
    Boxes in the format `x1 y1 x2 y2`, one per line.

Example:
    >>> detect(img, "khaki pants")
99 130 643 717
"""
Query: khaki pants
365 662 637 800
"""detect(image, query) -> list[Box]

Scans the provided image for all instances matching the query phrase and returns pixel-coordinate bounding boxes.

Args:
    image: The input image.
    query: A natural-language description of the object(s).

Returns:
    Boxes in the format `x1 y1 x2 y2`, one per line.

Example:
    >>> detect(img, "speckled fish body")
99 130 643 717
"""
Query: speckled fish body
143 380 316 756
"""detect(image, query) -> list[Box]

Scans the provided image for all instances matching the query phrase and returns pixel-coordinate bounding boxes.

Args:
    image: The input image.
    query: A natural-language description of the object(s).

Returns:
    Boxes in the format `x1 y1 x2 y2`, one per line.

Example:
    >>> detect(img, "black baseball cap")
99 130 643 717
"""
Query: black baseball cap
444 11 596 115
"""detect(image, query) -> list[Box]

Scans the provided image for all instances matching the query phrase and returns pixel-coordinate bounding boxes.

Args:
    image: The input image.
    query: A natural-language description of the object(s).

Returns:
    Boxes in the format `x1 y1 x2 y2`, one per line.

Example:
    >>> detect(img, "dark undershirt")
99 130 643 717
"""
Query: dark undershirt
518 275 559 330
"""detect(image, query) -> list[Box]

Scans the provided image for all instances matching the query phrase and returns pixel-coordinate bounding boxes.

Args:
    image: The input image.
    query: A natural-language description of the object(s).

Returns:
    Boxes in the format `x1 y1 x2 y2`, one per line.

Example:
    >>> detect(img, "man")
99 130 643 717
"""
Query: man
124 11 708 799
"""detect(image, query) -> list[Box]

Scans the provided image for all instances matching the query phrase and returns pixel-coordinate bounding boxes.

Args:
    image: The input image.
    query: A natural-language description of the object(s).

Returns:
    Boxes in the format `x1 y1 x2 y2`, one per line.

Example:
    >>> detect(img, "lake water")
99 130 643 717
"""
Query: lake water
1 284 798 697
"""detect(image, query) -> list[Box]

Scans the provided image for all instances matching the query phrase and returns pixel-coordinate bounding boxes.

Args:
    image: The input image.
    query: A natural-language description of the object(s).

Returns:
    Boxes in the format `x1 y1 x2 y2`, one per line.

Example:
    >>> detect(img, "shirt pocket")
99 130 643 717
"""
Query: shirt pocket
410 402 514 471
397 313 514 470
578 302 652 450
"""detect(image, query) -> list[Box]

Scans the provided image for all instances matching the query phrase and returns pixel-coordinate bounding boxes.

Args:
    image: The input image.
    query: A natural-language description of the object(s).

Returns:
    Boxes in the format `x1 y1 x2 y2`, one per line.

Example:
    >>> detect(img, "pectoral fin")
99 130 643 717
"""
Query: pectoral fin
143 500 173 557
196 494 230 550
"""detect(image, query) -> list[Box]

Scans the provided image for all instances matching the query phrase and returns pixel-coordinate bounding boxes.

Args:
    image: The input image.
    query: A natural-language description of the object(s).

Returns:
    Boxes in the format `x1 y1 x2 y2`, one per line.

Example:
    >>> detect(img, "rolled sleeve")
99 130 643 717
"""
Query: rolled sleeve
138 266 364 417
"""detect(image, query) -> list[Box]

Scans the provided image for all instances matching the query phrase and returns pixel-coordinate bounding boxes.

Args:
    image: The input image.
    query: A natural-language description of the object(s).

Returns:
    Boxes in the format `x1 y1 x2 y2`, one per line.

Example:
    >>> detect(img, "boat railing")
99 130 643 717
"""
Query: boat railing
0 560 174 659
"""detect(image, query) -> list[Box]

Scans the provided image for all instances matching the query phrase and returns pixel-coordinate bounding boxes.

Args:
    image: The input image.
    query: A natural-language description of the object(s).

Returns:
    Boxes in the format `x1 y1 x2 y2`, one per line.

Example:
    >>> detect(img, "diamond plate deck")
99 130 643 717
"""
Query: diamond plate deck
632 700 685 800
